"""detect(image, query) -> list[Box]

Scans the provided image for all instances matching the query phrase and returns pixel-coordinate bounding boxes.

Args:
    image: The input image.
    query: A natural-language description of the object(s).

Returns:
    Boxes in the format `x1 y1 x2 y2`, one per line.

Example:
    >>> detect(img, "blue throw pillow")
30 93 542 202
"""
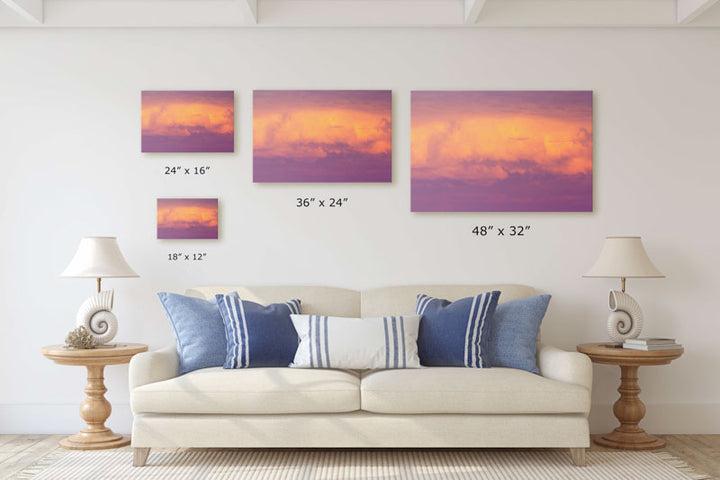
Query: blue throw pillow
157 292 227 375
216 292 301 368
416 291 501 368
486 294 551 374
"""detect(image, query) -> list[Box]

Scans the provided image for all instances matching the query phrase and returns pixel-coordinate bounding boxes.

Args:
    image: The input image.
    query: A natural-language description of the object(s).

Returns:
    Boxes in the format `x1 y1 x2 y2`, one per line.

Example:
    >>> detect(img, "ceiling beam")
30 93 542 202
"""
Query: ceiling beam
676 0 720 23
4 0 261 27
477 0 676 26
237 0 257 24
464 0 487 24
0 0 717 28
258 0 461 26
1 0 42 23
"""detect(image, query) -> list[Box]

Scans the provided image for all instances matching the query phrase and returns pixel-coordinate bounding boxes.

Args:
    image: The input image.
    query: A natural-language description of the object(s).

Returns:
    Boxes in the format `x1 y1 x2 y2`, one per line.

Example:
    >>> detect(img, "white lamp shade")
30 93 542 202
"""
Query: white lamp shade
60 237 139 278
584 236 664 278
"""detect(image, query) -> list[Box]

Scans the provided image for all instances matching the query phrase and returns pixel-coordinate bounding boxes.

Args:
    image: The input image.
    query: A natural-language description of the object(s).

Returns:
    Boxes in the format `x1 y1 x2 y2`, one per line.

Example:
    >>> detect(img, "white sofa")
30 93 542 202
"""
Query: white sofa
129 285 592 467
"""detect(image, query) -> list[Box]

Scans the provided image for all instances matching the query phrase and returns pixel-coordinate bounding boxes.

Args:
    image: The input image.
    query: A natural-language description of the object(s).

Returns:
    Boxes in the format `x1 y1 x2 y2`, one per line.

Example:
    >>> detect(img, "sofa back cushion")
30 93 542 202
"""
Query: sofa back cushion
187 286 361 317
361 285 536 317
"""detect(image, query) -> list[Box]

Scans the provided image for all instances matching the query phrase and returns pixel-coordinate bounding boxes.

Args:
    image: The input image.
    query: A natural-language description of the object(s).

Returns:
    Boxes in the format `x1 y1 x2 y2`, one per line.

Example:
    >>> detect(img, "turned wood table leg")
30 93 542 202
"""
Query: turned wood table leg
60 364 130 450
594 365 665 450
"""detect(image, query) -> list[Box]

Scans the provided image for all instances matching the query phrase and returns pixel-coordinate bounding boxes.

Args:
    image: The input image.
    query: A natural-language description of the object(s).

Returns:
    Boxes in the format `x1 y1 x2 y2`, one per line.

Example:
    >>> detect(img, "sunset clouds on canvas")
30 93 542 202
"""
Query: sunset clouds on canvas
142 91 234 152
411 91 593 212
157 198 218 239
253 90 392 182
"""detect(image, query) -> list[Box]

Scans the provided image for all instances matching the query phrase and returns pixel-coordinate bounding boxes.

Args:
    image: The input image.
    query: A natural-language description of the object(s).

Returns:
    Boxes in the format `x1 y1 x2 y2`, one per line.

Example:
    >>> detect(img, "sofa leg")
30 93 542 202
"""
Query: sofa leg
133 447 150 467
569 447 586 466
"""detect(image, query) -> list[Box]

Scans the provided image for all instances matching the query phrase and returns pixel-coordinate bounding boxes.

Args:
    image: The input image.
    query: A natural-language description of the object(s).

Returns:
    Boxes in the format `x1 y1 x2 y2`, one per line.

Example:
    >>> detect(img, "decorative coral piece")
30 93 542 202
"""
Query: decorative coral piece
65 326 96 349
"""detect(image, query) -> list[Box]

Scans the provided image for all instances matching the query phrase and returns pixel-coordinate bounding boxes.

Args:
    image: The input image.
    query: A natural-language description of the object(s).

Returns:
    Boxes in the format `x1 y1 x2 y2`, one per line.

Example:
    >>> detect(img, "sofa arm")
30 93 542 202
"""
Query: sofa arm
537 343 593 391
129 345 180 390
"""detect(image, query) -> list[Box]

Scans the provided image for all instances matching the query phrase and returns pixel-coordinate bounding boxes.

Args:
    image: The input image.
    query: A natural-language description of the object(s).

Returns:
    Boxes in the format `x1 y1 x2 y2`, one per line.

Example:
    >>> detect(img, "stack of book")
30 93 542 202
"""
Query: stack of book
623 338 683 351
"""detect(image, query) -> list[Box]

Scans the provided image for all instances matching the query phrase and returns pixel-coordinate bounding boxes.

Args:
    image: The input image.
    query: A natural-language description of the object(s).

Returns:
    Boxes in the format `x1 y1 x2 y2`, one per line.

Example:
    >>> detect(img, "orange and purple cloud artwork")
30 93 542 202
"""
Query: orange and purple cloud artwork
411 91 593 212
253 90 392 182
157 198 218 240
142 91 234 152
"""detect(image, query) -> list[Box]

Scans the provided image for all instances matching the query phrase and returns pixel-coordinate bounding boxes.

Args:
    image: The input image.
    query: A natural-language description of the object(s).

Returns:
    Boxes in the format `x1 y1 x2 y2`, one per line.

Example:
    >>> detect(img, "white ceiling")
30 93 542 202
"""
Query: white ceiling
1 0 720 27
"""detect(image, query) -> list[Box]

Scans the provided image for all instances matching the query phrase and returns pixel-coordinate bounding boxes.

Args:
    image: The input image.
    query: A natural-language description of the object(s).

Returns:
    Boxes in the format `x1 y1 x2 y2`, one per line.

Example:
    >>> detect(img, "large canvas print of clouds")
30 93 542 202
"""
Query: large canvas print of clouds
411 91 593 212
253 90 392 182
142 91 234 152
157 198 219 240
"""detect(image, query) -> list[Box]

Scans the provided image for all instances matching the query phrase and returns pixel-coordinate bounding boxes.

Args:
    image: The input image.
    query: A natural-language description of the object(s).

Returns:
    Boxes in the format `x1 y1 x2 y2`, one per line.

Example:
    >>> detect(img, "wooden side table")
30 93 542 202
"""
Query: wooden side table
577 342 683 450
41 343 148 450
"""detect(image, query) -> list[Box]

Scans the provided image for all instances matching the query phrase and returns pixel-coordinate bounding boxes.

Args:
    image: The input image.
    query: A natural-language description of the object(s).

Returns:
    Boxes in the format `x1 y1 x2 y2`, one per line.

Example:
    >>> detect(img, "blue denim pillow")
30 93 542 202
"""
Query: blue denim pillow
416 292 501 367
157 292 227 375
216 292 301 368
486 294 551 374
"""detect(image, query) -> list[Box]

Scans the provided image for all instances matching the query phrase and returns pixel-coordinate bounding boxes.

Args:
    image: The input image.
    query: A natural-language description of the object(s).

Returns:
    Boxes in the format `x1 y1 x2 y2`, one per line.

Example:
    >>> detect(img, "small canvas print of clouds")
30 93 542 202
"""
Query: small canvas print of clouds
142 91 234 153
411 90 593 212
157 198 218 240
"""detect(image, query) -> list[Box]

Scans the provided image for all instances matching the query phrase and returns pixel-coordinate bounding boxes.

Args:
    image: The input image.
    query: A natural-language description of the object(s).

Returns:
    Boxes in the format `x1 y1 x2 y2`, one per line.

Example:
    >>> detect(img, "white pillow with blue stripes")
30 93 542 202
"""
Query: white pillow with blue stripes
290 314 422 369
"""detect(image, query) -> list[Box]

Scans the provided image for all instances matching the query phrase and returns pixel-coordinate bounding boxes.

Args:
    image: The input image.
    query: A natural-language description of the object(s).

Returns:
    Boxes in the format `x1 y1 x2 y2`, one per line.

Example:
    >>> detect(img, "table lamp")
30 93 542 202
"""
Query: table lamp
60 236 139 345
583 236 664 342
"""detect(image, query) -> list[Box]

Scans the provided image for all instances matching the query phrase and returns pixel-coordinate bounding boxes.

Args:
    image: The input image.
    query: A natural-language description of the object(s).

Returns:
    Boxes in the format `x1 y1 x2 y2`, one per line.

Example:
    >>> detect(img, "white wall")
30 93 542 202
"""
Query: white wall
1 27 719 435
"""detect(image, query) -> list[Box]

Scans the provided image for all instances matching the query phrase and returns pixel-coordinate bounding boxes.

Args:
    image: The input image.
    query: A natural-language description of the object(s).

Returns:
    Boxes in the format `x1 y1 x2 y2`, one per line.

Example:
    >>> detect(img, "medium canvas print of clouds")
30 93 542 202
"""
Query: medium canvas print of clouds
157 198 219 240
411 91 593 212
142 91 234 152
253 90 392 182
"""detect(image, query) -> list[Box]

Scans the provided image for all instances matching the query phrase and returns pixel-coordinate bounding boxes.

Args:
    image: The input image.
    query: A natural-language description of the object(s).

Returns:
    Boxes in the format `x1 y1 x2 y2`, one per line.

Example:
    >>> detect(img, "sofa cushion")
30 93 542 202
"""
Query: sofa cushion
157 292 227 375
290 314 422 369
132 367 360 414
216 292 301 369
416 292 500 368
360 367 590 414
486 294 551 374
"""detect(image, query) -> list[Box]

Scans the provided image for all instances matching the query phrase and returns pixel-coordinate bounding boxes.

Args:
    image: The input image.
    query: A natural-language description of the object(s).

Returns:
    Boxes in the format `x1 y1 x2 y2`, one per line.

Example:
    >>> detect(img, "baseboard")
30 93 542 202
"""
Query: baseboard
0 403 133 434
2 403 718 435
590 403 720 434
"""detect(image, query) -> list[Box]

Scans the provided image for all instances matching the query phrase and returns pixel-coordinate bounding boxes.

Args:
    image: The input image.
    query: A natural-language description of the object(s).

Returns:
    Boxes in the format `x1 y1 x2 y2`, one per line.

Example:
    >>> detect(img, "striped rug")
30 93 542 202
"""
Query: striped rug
12 449 709 480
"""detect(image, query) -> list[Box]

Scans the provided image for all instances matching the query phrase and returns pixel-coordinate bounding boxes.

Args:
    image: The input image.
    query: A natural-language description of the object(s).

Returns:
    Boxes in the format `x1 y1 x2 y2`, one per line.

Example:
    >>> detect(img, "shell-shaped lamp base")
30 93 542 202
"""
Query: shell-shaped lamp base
76 290 118 344
606 290 644 342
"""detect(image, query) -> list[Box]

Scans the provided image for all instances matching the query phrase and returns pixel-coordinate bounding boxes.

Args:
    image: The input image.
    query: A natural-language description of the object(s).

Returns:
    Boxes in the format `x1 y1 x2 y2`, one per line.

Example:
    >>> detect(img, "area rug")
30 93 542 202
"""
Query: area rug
12 449 710 480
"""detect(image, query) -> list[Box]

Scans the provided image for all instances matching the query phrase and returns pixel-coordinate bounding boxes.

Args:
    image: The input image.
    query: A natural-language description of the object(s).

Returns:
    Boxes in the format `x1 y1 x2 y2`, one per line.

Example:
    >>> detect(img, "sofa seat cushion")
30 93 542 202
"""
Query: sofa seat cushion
360 367 590 414
132 367 360 414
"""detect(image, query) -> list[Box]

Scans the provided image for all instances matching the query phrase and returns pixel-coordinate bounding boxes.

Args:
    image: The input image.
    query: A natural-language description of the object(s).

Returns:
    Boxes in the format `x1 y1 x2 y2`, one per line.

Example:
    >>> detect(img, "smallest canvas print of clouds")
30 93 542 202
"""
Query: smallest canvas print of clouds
142 91 234 153
157 198 219 240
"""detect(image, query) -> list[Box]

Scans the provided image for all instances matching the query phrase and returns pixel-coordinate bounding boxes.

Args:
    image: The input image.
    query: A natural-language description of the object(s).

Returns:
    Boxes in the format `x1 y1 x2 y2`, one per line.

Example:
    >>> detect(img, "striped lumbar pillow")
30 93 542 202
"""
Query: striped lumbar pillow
416 291 501 368
290 314 421 369
216 292 301 368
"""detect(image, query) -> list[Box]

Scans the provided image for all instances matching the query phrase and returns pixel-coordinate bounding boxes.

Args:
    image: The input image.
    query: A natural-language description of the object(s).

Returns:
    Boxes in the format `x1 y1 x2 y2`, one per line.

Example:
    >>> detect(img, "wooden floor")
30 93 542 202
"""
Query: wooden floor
1 434 718 479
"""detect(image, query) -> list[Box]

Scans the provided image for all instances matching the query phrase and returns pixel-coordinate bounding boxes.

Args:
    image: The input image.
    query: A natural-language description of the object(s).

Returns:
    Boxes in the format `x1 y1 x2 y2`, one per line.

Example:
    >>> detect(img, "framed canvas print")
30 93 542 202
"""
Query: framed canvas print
253 90 392 182
142 91 234 152
411 91 593 212
157 198 219 239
